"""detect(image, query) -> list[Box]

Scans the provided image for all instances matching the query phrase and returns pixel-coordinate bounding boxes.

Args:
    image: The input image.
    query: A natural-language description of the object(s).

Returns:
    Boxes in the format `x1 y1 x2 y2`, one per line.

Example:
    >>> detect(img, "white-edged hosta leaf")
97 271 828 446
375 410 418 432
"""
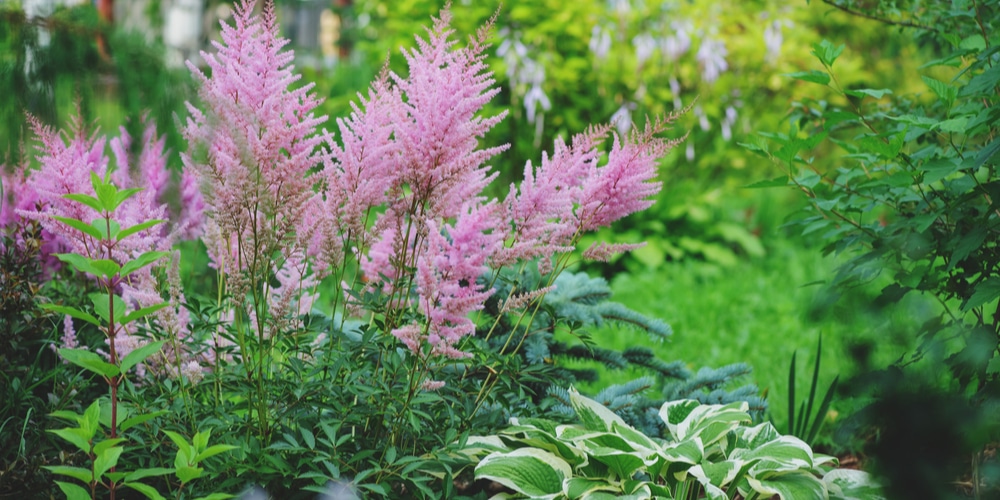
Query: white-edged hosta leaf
688 460 741 491
611 421 659 451
824 469 886 500
587 446 651 479
746 471 826 500
734 422 780 450
687 464 729 500
569 387 627 432
664 401 750 446
475 448 571 498
562 477 620 498
660 399 701 438
737 435 814 470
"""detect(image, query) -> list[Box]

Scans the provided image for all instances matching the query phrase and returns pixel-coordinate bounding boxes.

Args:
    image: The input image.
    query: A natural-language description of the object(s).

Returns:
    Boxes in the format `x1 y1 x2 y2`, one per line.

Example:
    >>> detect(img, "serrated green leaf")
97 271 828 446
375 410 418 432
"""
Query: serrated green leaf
120 340 166 375
192 494 236 500
117 219 166 242
963 278 1000 312
164 430 193 461
55 481 93 500
58 348 120 378
937 117 968 133
122 481 168 500
93 219 120 241
120 251 170 277
300 427 316 450
785 70 830 86
38 304 101 327
475 448 570 497
921 76 957 105
93 438 126 456
43 465 93 483
51 216 103 240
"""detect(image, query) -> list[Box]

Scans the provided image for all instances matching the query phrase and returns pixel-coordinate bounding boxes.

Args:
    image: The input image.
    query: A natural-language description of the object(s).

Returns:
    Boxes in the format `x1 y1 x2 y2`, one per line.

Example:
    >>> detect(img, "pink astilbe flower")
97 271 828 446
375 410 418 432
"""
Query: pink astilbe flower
582 241 647 262
184 0 331 285
402 204 503 358
578 119 682 230
388 9 508 220
496 126 609 266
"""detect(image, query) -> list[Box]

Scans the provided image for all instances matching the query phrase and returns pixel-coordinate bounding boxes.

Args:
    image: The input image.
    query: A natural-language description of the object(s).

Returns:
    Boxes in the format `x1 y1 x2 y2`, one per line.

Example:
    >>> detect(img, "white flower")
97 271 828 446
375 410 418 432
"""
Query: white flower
524 83 551 124
633 32 657 65
611 102 635 135
764 20 783 62
696 37 728 84
661 22 692 60
589 25 612 59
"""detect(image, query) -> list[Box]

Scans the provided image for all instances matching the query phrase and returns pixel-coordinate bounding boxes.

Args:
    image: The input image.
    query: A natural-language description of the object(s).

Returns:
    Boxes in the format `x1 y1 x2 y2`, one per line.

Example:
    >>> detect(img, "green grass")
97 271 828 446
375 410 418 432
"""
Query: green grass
578 234 937 447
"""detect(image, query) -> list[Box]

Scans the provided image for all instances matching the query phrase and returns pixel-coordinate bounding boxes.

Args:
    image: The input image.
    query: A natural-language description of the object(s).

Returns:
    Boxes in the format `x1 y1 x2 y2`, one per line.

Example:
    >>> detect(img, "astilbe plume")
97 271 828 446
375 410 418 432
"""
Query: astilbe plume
317 7 683 360
5 115 203 374
184 0 331 287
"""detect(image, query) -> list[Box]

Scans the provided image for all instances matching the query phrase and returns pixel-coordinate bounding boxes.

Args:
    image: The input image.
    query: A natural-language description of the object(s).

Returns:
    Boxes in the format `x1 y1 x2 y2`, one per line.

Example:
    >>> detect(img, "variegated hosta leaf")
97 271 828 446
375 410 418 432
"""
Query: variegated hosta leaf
476 448 572 498
562 477 620 498
586 446 653 480
745 471 826 500
660 400 750 445
503 425 589 467
734 422 780 450
611 421 660 451
569 387 627 432
737 435 815 471
824 469 886 500
687 462 734 500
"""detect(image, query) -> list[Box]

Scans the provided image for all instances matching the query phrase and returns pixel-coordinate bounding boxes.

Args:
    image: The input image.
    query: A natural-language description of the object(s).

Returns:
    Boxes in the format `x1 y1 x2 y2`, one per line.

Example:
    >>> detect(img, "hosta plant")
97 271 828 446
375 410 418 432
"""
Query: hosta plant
456 388 882 499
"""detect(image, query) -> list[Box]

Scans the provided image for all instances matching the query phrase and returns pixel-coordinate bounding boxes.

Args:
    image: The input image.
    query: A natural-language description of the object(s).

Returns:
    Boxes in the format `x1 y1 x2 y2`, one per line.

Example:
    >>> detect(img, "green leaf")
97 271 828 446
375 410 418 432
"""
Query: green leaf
54 481 92 500
50 216 103 240
38 304 101 327
192 495 236 500
94 179 119 213
89 259 122 278
118 410 170 432
175 466 203 484
120 303 169 326
120 340 166 375
973 138 1000 170
164 430 194 463
124 468 175 482
963 277 1000 312
475 448 571 497
43 465 93 483
93 445 124 480
921 76 957 105
48 428 93 455
563 477 619 498
91 293 127 324
193 444 238 463
785 70 830 86
122 481 168 500
117 219 166 242
120 251 170 277
93 219 120 241
811 40 844 67
844 88 892 99
745 176 790 189
62 193 104 212
54 253 100 277
937 117 968 133
113 187 145 211
58 348 120 378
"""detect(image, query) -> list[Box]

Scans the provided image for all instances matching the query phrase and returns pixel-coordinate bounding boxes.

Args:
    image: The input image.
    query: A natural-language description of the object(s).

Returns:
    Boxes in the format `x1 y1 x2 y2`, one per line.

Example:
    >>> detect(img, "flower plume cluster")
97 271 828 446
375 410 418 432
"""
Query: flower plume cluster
1 0 685 379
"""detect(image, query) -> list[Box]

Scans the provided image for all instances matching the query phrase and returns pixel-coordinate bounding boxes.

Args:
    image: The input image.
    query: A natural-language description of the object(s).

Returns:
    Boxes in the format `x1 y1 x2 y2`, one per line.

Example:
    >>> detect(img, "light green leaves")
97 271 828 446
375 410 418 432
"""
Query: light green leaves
812 39 845 68
476 448 571 498
462 391 880 499
58 348 121 378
